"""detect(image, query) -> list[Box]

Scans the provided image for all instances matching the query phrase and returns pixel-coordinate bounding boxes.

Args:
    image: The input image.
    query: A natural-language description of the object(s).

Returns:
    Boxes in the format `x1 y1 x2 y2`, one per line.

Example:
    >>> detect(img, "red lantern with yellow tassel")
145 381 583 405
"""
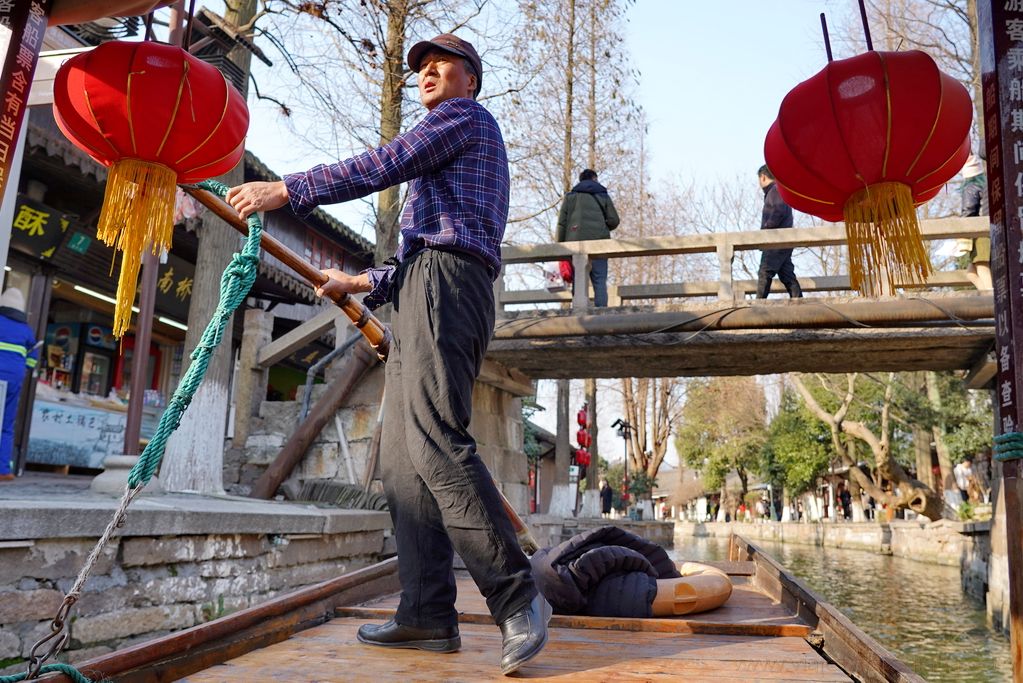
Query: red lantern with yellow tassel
53 40 248 336
764 49 972 296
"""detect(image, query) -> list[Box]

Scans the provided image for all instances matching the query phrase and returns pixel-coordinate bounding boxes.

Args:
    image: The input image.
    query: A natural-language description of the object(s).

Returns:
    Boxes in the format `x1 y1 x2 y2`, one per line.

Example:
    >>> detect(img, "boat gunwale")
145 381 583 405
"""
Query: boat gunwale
730 533 925 683
35 557 401 683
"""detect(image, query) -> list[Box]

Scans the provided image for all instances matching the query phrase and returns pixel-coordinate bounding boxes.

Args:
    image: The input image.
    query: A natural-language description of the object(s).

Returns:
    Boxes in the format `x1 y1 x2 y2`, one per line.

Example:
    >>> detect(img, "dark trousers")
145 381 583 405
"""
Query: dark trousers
589 258 609 307
0 370 22 476
756 249 802 298
382 249 536 630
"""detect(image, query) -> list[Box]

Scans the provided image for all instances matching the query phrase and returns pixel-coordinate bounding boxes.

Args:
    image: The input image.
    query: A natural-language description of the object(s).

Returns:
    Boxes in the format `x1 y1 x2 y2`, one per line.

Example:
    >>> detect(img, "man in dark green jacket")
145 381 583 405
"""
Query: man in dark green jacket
556 169 620 307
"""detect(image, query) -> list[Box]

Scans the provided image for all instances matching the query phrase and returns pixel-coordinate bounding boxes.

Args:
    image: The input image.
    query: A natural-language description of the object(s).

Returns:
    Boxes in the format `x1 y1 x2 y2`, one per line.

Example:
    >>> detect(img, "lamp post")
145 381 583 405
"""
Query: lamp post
611 418 632 512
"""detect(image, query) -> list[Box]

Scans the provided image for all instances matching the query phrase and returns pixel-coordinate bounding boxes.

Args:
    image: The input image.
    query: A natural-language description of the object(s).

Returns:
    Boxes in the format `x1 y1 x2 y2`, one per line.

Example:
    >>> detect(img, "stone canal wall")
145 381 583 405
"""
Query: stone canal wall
674 519 992 601
0 500 390 675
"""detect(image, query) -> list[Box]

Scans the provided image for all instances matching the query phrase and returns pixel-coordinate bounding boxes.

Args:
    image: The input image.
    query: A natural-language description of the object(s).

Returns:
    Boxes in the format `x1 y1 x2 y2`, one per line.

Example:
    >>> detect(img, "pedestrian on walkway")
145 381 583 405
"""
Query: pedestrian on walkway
225 33 547 676
556 169 620 307
756 165 803 299
0 288 37 481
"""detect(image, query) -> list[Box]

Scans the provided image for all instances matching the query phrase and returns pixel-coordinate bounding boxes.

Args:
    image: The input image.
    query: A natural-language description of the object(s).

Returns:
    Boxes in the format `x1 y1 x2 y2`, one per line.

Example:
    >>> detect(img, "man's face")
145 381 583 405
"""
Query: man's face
758 173 773 189
417 49 476 110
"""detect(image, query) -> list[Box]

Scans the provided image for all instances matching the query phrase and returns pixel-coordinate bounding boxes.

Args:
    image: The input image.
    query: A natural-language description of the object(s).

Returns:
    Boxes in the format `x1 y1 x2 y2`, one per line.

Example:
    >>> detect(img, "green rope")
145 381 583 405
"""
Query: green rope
0 663 94 683
127 180 261 488
994 432 1023 462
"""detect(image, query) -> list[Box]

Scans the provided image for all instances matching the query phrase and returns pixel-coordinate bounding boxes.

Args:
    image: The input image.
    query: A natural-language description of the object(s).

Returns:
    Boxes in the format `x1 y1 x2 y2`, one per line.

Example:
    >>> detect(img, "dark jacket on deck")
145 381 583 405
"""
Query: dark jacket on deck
530 526 680 618
556 180 620 242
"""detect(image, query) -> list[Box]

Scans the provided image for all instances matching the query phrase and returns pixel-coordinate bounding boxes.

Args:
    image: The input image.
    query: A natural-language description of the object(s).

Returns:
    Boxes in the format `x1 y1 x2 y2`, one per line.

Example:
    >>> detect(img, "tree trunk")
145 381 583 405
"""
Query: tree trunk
373 2 408 265
926 371 957 496
914 424 934 490
586 0 596 169
561 0 576 193
161 0 257 495
585 378 597 489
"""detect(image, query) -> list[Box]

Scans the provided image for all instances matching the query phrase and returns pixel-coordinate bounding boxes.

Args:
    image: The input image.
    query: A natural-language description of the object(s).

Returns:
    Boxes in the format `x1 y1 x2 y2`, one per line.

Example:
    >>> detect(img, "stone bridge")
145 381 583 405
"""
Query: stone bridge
488 216 994 384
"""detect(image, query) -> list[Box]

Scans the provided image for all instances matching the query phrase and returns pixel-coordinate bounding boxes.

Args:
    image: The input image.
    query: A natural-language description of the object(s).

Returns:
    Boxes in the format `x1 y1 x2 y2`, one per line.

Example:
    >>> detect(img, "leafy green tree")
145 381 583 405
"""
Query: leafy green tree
765 390 832 496
675 377 767 500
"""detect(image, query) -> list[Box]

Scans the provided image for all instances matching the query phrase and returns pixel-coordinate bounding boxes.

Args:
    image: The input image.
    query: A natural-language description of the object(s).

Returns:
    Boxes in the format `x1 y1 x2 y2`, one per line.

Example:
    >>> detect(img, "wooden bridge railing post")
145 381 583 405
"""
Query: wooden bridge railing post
716 239 735 303
494 265 506 315
572 251 590 311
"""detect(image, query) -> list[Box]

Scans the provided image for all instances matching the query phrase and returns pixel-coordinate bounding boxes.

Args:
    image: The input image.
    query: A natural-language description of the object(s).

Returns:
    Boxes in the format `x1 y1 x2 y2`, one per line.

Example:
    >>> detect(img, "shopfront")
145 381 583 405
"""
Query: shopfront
4 117 192 473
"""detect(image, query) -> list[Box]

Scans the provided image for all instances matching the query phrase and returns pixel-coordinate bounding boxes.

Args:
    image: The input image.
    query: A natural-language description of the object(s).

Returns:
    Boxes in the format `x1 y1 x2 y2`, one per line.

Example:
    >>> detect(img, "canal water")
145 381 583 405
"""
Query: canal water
671 536 1012 682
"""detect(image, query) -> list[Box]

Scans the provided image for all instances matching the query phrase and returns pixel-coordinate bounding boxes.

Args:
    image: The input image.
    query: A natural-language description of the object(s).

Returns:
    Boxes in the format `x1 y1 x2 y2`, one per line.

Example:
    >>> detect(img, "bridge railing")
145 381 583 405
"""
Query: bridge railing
496 216 991 312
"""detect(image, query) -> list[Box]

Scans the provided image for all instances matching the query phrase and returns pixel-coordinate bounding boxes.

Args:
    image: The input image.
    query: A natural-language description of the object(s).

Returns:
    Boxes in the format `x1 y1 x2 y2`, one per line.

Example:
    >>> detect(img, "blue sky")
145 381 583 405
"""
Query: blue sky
627 1 846 184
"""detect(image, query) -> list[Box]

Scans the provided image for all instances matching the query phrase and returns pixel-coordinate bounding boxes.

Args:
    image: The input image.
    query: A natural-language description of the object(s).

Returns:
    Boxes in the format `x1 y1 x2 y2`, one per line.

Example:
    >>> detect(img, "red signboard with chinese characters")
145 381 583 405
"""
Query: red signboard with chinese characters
979 2 1023 675
0 0 50 200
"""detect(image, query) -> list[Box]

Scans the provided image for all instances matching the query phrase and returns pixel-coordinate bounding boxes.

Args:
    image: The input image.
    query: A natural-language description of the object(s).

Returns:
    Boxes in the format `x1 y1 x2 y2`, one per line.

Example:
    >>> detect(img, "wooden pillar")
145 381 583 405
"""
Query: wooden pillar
978 4 1023 679
571 252 589 312
231 307 273 448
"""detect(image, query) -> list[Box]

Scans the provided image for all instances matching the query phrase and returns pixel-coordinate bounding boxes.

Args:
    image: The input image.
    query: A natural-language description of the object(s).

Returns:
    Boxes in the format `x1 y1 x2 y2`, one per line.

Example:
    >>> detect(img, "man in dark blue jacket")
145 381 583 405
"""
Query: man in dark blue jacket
756 165 802 299
0 288 37 480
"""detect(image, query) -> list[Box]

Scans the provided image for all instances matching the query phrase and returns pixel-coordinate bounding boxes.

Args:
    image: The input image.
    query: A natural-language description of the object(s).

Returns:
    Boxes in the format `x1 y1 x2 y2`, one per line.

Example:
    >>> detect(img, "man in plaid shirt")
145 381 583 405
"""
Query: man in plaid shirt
226 34 548 676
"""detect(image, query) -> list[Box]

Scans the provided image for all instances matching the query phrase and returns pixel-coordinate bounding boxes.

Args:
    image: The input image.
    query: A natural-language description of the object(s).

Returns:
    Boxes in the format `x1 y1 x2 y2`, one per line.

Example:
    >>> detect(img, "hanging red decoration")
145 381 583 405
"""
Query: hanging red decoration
764 49 971 296
576 406 588 427
53 40 248 336
574 448 590 468
576 428 591 448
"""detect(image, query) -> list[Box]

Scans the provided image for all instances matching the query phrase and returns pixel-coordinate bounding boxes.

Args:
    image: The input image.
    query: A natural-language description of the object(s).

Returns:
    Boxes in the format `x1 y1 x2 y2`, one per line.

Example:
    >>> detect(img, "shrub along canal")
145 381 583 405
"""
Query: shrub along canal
671 536 1011 682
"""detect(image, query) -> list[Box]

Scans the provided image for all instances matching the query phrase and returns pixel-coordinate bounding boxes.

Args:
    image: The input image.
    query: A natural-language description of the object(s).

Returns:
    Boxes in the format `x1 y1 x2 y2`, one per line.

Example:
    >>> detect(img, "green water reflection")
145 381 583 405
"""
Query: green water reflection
671 536 1011 683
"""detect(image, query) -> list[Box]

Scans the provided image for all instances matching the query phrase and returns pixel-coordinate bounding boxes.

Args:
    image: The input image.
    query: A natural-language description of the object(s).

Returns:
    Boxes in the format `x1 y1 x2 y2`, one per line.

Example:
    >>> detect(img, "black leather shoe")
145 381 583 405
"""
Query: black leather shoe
498 595 552 675
356 618 461 653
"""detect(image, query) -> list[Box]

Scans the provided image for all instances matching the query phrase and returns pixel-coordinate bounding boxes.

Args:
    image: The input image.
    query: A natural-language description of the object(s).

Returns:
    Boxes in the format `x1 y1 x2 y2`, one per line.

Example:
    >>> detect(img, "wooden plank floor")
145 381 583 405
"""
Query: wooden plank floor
181 574 851 682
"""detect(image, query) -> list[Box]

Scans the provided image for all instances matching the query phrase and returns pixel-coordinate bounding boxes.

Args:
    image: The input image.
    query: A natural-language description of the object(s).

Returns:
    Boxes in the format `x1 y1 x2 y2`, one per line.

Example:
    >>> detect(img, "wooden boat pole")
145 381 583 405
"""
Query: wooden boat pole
183 184 539 551
180 184 391 361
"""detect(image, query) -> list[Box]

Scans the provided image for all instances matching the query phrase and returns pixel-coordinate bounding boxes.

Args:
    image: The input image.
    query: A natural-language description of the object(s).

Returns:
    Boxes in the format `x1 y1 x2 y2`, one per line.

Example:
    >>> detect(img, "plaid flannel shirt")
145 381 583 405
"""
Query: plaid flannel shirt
284 97 510 309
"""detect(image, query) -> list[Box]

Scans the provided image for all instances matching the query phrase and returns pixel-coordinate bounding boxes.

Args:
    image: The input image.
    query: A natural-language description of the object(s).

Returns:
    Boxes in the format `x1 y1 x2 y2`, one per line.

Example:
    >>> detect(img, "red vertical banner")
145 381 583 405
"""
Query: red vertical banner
979 2 1023 679
0 0 50 202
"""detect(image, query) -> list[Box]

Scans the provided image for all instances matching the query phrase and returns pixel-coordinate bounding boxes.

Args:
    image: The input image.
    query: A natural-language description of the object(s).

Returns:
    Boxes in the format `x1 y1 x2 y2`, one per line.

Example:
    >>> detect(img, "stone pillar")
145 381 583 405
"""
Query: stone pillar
231 308 273 448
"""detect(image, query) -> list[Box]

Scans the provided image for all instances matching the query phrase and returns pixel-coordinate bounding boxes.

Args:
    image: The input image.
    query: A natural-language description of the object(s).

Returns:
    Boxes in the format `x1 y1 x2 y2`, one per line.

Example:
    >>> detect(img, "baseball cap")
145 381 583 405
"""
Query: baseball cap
407 33 482 97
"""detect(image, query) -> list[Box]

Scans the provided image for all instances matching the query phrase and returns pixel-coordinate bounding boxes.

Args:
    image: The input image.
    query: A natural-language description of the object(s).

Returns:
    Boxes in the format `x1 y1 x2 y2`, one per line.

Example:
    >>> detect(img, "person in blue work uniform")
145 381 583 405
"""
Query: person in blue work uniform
0 288 37 481
224 33 548 676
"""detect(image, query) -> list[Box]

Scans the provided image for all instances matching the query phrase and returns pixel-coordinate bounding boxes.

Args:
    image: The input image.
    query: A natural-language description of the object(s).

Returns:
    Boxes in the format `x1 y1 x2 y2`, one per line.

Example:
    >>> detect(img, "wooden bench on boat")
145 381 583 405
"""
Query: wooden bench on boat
35 535 923 682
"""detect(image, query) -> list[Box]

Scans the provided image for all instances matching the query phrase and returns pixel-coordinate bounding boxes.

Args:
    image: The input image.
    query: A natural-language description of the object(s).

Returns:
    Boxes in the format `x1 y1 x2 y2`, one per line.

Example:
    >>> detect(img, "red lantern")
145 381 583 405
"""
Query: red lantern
764 50 971 296
576 406 588 427
53 41 248 335
574 448 590 467
576 428 591 448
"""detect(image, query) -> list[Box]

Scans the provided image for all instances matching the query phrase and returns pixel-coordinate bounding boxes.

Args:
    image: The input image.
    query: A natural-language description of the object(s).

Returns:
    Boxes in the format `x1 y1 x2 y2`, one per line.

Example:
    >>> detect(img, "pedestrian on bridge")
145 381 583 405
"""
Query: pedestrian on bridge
755 165 803 299
556 169 621 307
224 33 548 676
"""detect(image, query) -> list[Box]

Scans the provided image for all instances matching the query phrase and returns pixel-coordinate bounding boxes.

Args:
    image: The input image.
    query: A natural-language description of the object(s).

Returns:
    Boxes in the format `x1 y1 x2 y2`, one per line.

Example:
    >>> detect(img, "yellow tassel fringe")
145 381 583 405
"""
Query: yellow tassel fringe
843 181 931 297
96 159 177 338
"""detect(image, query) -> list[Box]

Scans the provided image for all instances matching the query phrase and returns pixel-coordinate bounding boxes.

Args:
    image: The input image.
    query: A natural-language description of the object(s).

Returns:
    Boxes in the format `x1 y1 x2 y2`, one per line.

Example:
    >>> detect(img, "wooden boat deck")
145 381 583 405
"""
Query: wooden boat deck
41 536 920 683
181 567 852 682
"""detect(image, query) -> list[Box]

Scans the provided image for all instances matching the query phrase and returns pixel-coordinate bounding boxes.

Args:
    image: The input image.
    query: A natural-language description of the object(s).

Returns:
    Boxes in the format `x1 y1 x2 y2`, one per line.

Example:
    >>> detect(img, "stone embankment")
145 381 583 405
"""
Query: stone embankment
674 519 992 602
0 498 390 675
